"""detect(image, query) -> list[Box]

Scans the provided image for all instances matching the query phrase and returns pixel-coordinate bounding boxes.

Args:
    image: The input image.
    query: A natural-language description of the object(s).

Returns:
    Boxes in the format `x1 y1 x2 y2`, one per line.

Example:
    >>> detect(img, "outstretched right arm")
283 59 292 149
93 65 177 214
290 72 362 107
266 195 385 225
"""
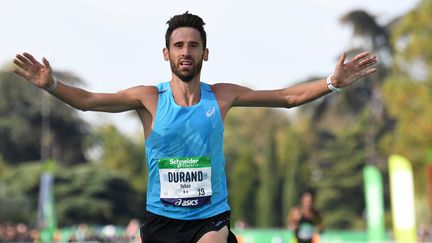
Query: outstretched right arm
13 53 149 112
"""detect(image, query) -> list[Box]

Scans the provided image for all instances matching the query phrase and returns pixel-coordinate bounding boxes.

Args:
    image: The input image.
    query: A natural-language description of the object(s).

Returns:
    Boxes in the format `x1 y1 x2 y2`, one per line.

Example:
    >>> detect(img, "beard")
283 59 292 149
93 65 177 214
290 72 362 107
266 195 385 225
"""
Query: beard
170 55 204 83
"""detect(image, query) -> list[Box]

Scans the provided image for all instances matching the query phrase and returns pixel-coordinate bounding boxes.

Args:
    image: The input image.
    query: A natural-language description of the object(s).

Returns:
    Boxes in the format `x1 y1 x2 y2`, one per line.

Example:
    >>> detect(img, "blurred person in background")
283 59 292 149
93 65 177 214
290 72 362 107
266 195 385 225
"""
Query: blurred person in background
126 219 141 242
293 191 322 243
286 206 301 232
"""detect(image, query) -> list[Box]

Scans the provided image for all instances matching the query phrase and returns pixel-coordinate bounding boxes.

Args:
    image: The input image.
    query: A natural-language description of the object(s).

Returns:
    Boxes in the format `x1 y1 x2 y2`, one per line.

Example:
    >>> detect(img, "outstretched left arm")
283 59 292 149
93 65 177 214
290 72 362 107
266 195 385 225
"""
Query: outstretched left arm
212 52 376 120
221 52 376 108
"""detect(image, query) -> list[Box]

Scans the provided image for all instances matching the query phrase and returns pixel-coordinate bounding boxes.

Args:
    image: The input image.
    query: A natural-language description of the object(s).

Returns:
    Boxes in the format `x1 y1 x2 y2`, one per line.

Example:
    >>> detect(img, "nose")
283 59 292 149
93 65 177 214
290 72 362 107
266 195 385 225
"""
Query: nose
180 45 192 57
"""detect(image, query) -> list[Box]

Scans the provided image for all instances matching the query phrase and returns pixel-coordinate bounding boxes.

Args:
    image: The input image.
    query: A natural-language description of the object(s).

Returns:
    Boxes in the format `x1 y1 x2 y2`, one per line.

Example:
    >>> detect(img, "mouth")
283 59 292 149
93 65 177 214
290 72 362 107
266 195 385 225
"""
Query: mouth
179 59 193 69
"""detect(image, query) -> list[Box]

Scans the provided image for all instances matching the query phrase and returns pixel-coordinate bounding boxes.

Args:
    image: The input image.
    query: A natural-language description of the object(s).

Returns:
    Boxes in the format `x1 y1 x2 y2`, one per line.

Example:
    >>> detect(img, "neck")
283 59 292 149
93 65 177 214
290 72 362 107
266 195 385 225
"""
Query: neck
170 75 201 106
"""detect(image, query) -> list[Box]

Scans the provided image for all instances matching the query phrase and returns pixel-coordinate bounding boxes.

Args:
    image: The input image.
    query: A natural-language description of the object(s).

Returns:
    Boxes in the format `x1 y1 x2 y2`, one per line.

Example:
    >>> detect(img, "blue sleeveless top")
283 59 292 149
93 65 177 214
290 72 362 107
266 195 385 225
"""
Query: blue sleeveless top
145 81 230 220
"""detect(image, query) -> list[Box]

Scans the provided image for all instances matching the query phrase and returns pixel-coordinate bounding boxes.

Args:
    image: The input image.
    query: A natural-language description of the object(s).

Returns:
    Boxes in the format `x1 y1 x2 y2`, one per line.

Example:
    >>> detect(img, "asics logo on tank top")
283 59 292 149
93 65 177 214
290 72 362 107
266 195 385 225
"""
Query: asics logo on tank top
206 106 215 117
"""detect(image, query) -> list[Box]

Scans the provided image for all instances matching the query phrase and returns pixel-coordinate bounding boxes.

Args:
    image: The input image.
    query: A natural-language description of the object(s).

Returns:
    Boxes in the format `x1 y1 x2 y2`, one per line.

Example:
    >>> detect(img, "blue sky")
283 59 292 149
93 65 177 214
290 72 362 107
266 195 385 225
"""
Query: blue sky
1 0 419 136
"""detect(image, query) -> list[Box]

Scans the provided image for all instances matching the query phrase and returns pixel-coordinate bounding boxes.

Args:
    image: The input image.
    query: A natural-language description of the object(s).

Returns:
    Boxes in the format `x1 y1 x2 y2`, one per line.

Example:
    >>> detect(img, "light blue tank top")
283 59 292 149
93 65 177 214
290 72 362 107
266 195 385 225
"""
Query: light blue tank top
145 81 230 220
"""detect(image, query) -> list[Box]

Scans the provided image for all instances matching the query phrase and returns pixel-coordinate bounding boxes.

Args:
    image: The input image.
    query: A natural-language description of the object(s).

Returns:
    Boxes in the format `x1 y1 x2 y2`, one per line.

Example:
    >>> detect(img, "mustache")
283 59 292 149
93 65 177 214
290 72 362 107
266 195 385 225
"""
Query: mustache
179 57 195 63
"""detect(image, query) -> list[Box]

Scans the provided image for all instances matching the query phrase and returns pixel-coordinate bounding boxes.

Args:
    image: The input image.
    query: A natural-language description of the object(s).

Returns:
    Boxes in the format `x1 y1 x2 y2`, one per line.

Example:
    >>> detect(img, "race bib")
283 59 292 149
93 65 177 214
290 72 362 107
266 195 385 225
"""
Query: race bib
158 156 212 207
298 222 315 240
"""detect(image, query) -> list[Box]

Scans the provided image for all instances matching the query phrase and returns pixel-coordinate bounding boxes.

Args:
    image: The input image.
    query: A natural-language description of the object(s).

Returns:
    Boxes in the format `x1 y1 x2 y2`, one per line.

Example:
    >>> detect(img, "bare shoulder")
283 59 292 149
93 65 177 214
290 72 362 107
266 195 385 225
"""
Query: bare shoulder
117 85 159 111
122 85 158 97
209 83 254 118
211 83 252 99
211 83 250 92
211 83 253 104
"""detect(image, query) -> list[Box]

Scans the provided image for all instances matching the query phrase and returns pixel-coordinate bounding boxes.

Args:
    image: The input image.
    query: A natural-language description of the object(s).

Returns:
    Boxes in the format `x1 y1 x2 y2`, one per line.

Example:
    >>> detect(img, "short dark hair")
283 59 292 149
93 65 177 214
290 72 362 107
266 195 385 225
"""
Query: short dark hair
165 11 207 49
301 188 316 198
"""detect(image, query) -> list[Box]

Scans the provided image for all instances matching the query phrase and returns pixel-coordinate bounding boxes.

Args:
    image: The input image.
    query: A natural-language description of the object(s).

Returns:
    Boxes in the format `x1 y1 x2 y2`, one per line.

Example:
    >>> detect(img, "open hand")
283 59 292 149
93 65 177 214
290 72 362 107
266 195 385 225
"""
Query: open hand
332 52 377 88
13 52 55 89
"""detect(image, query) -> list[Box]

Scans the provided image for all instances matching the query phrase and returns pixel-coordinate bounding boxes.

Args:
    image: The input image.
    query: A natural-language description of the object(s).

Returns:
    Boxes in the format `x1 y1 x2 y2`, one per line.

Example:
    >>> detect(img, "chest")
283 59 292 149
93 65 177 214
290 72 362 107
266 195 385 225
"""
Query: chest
154 100 222 140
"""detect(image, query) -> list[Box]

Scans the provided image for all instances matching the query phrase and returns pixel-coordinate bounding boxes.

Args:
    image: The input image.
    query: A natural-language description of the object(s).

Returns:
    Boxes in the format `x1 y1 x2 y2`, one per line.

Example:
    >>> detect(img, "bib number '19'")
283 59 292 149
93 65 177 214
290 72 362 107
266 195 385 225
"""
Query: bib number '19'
158 156 212 207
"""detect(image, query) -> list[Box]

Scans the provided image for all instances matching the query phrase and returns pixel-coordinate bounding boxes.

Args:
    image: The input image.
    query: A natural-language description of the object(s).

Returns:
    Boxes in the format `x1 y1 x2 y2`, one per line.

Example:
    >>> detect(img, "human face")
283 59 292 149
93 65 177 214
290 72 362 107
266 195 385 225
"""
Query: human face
163 27 208 83
301 192 313 209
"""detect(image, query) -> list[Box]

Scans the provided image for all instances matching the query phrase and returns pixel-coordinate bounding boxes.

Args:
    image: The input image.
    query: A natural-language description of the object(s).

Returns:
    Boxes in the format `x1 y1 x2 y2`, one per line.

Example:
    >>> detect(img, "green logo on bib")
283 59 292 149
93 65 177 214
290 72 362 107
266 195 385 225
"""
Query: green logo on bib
158 156 211 169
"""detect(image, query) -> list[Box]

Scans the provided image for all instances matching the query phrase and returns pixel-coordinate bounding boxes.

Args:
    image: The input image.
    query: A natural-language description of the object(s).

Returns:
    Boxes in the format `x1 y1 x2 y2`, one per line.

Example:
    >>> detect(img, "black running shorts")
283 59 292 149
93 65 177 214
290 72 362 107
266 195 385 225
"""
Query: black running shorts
140 210 238 243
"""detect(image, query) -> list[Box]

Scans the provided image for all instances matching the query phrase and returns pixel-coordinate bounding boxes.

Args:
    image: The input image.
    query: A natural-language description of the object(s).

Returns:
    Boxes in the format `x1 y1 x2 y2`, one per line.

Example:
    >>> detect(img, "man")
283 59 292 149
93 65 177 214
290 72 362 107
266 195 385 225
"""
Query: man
12 12 377 243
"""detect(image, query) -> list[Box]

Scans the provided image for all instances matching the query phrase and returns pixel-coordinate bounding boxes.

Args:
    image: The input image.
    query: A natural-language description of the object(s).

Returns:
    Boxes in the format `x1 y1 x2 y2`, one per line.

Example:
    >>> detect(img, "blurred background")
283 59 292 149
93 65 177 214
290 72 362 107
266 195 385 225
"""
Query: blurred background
1 0 431 242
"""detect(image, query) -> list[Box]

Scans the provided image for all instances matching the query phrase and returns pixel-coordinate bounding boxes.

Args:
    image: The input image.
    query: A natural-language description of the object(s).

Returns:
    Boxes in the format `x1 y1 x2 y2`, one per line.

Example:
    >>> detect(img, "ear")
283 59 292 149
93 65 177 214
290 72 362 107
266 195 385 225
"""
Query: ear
163 47 169 61
203 48 209 61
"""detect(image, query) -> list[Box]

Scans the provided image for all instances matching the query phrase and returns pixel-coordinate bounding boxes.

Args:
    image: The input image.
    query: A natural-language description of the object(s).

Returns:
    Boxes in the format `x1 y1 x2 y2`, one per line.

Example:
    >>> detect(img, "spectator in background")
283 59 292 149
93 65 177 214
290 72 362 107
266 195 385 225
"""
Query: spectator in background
286 206 301 232
234 218 249 230
419 224 431 242
293 191 322 243
0 223 36 242
126 218 141 242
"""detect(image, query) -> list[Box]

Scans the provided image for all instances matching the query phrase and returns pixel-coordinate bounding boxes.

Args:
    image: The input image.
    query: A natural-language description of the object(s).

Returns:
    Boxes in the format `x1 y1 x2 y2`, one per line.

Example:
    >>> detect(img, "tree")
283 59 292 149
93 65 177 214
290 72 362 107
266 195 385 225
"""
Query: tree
312 113 371 229
256 117 278 227
87 125 147 192
0 157 34 223
0 162 143 226
225 107 306 227
54 164 142 226
0 69 88 164
380 0 432 224
279 120 309 226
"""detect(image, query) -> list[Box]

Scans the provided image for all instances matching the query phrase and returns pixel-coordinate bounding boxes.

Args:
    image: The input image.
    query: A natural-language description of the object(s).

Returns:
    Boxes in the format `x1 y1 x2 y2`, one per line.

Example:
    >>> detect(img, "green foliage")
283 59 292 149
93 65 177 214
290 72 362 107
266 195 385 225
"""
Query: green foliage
0 185 32 223
382 0 432 165
256 121 278 227
54 164 141 226
0 163 143 226
87 125 147 192
228 148 258 226
225 108 307 227
312 128 367 229
280 124 308 224
381 0 432 225
0 156 7 177
0 70 88 164
0 162 44 224
381 76 432 164
0 161 34 223
392 0 432 72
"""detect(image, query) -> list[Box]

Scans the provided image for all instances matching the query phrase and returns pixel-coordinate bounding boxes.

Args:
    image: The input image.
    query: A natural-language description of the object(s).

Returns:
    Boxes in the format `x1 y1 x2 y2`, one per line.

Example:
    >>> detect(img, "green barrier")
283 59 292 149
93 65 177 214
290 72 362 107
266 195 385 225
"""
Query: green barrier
320 230 369 242
233 229 390 243
233 229 295 243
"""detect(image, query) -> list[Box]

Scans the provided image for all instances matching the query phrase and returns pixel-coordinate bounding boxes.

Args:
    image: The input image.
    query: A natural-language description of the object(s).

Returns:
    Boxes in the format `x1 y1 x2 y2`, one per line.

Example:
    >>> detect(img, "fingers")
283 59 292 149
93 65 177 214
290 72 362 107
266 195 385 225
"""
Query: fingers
365 68 377 75
358 68 377 78
12 67 30 79
358 54 377 67
352 52 370 63
337 52 346 66
16 54 32 66
42 57 51 70
13 59 27 70
23 52 38 64
15 53 51 69
13 56 32 80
